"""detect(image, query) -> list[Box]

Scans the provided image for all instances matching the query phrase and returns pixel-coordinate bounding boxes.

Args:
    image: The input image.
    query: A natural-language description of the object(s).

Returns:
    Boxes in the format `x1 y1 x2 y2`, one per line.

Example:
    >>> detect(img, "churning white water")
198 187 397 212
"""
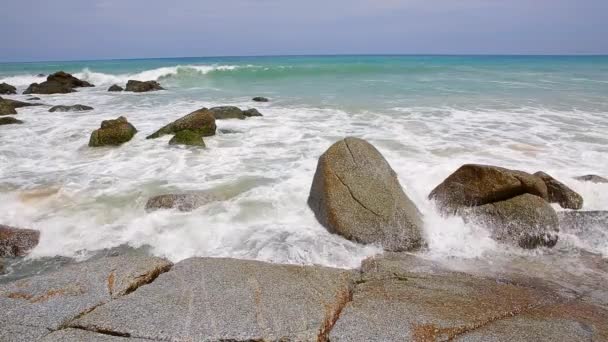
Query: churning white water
1 60 607 272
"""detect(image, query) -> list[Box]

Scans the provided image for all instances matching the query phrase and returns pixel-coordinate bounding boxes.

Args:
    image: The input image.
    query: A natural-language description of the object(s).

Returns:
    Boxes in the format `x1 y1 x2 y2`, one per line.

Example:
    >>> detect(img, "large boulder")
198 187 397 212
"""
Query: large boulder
429 164 548 214
49 104 94 113
466 194 559 248
168 130 205 147
23 81 74 95
308 137 424 251
575 174 608 183
107 84 123 92
125 80 164 92
0 117 24 125
146 108 216 139
47 71 93 88
209 106 246 120
69 257 354 341
0 225 40 257
0 82 17 95
534 171 583 209
88 116 137 147
0 101 17 115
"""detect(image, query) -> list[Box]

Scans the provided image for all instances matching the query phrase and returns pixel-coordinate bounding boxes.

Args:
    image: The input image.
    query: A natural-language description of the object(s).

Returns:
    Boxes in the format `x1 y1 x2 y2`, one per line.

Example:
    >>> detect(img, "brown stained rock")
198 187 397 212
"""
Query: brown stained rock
308 137 423 251
89 116 137 147
534 171 583 210
0 225 40 257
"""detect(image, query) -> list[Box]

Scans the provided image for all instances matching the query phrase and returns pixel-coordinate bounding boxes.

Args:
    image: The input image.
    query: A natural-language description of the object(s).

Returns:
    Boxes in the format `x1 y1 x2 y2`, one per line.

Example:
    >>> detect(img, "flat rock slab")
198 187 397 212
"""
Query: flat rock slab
0 255 172 331
0 324 50 342
41 329 153 342
330 254 608 341
71 257 354 341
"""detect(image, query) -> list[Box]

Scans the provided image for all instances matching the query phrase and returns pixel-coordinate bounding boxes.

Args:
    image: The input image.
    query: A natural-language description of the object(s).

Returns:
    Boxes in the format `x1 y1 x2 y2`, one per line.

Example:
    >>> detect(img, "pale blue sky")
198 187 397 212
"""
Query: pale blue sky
1 0 607 62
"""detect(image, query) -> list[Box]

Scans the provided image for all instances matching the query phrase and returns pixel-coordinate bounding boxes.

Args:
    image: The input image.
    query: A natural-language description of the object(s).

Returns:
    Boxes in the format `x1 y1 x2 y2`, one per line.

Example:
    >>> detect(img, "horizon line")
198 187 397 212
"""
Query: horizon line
2 53 608 65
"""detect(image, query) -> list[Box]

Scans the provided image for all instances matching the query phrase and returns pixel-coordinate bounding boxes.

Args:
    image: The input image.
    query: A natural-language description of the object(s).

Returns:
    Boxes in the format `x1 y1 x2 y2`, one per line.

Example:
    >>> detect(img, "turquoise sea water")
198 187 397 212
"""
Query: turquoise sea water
0 55 607 272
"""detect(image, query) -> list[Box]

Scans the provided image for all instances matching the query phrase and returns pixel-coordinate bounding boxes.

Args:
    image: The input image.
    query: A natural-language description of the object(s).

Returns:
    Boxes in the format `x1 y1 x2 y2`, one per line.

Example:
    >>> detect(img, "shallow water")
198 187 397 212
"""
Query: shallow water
0 56 607 280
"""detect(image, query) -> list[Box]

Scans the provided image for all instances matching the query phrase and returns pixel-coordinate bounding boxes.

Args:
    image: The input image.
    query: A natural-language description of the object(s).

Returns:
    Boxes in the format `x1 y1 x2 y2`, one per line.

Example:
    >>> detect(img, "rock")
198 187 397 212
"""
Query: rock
252 96 269 102
49 104 94 113
23 81 74 95
47 71 93 88
41 328 153 341
0 225 40 257
27 97 41 101
125 80 164 92
0 101 17 115
107 84 124 92
0 117 24 125
0 255 172 331
209 106 246 120
70 257 354 341
2 98 43 109
308 137 424 251
429 164 549 214
575 174 608 183
0 324 50 342
243 108 263 117
558 211 607 232
88 116 137 147
0 82 17 95
534 171 583 210
145 193 222 212
168 130 205 146
466 194 559 248
146 108 216 139
329 253 607 342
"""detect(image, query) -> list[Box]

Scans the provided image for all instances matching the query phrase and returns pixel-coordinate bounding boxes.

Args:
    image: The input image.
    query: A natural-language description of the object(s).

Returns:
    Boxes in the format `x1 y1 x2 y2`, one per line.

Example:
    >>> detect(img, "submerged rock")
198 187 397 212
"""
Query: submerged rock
69 257 354 341
27 97 41 101
252 96 269 102
243 108 263 117
107 84 124 92
209 106 246 120
308 137 424 251
146 108 216 139
575 174 608 183
125 80 164 92
534 171 583 209
145 193 221 212
466 194 559 248
0 225 40 257
0 117 24 125
168 129 205 146
0 101 17 115
49 104 94 112
2 98 43 109
0 82 17 95
88 116 137 147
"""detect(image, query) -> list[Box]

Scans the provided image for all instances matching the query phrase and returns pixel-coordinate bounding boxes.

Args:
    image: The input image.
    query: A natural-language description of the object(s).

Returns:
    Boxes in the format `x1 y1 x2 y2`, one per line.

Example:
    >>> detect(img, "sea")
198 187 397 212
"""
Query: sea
1 55 607 281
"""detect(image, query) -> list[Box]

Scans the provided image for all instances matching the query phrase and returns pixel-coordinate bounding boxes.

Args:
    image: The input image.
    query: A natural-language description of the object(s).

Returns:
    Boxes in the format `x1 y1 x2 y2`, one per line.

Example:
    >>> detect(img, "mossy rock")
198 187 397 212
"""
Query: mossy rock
0 101 17 115
209 106 246 120
89 116 137 147
0 117 23 125
169 130 205 147
147 108 216 139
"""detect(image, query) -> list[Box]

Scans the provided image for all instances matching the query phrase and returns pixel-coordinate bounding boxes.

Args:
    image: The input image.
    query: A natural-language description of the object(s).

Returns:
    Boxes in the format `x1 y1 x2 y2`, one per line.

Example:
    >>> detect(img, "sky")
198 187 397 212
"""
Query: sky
1 0 607 62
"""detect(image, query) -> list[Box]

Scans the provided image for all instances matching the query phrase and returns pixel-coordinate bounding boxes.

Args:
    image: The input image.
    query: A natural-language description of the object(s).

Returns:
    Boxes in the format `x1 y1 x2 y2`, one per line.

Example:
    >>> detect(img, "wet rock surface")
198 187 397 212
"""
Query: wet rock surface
0 83 17 95
0 117 23 125
125 80 163 92
0 225 40 257
146 108 216 139
23 71 93 95
209 105 247 119
309 137 424 251
49 104 94 112
107 84 124 92
89 116 137 147
252 96 269 102
0 101 17 115
534 171 583 210
168 129 205 146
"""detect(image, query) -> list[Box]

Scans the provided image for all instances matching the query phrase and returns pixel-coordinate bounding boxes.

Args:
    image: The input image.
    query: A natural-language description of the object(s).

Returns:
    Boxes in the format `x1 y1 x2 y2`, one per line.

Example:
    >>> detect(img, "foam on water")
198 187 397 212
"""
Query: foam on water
1 57 607 273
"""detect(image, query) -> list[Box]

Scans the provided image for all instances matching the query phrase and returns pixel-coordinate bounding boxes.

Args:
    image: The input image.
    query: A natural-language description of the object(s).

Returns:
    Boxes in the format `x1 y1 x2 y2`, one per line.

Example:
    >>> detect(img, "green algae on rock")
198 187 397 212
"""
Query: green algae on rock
0 117 23 125
168 130 205 147
147 108 216 139
88 116 137 147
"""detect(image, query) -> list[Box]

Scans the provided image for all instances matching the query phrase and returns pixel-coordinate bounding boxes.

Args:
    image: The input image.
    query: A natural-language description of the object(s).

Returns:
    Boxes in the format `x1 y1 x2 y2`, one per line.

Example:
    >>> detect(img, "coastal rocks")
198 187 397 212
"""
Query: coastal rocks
466 194 559 248
243 108 263 117
252 96 269 102
168 130 205 146
27 97 41 101
2 98 43 109
107 84 124 92
145 193 221 212
575 174 608 183
534 171 583 209
209 106 247 119
0 117 24 125
69 257 354 341
0 255 172 331
0 101 17 115
88 116 137 147
23 71 93 95
429 164 561 249
308 137 424 251
49 104 94 112
0 225 40 257
0 82 17 95
125 80 164 92
146 108 216 139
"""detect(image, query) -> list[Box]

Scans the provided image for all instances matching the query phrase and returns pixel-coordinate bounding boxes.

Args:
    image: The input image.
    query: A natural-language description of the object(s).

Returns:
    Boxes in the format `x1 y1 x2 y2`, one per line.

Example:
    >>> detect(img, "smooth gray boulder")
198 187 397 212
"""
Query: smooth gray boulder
49 104 94 112
308 137 424 251
0 225 39 257
146 108 216 139
0 255 172 331
575 174 608 183
466 194 559 248
534 171 583 210
70 257 354 341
